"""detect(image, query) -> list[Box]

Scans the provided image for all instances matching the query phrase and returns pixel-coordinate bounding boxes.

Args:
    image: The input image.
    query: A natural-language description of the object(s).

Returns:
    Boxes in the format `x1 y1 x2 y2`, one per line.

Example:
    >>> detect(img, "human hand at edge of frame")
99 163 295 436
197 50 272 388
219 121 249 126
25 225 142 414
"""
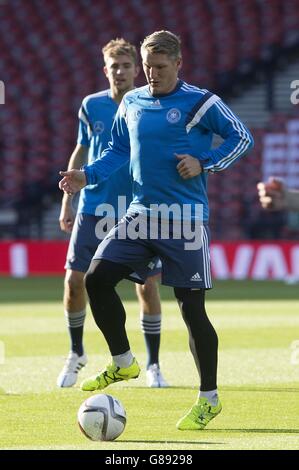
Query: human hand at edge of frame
175 153 203 179
256 177 286 211
59 169 87 196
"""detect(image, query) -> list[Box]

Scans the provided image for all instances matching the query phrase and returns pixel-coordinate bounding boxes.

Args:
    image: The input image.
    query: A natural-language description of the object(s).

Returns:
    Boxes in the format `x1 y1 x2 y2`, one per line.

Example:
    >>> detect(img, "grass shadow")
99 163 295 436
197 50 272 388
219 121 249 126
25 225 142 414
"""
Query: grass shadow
211 428 299 434
220 386 299 393
119 439 225 445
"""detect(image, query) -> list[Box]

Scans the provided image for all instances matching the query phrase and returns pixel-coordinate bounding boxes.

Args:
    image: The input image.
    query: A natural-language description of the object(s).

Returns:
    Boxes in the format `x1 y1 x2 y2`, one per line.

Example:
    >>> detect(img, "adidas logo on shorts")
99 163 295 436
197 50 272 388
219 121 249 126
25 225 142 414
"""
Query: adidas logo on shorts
190 272 202 281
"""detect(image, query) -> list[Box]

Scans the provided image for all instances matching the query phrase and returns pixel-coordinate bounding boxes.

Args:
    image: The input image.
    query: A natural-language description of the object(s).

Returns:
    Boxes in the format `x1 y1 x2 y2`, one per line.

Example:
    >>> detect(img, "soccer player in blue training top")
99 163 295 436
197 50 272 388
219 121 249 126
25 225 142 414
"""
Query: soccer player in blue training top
57 38 168 389
59 31 254 430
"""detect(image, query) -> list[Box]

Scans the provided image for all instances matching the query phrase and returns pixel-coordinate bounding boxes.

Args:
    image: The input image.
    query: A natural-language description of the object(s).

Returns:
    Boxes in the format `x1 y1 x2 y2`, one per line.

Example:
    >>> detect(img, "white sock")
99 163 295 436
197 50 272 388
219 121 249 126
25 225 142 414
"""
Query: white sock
113 350 134 368
140 313 161 334
199 389 218 406
64 309 86 328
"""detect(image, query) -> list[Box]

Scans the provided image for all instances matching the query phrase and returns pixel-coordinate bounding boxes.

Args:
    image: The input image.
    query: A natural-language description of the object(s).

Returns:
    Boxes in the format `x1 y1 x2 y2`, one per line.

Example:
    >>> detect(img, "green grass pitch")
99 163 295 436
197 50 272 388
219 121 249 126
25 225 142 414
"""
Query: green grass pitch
0 277 298 450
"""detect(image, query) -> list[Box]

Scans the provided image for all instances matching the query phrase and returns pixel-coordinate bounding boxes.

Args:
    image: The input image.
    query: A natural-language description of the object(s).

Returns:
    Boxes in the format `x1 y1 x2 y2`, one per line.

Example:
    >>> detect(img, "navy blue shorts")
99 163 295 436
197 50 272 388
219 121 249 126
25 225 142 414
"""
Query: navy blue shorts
65 213 162 278
93 215 212 289
65 213 105 272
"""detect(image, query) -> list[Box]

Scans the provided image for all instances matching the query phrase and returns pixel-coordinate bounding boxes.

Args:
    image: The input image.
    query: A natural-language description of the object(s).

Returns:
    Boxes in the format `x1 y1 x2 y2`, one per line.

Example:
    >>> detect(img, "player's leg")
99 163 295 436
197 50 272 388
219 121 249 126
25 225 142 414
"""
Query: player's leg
157 224 221 429
57 268 88 387
174 287 221 430
63 269 86 356
80 216 157 391
81 258 140 391
136 275 168 387
57 213 99 388
175 288 218 392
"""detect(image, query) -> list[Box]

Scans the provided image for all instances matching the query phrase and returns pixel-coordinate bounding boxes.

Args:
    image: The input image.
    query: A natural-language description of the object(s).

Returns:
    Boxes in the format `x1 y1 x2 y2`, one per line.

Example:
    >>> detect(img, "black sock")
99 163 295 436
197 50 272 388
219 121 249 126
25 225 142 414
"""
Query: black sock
140 313 161 368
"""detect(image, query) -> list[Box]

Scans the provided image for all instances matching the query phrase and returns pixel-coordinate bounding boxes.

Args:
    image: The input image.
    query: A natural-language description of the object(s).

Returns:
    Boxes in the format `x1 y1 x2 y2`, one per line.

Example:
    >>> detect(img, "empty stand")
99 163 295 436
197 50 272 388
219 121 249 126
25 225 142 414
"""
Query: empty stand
0 0 299 239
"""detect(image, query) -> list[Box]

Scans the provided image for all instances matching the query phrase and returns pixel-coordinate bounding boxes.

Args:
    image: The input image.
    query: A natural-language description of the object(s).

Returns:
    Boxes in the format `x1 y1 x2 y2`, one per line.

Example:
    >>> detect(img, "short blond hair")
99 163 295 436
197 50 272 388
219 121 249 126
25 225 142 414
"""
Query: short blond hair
102 38 138 65
141 30 181 59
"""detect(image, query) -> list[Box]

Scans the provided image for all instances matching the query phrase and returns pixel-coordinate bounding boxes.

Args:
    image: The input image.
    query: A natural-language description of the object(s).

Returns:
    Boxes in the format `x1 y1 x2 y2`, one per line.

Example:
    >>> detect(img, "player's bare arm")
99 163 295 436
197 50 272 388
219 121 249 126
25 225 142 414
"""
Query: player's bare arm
59 203 76 233
59 144 88 232
175 153 203 179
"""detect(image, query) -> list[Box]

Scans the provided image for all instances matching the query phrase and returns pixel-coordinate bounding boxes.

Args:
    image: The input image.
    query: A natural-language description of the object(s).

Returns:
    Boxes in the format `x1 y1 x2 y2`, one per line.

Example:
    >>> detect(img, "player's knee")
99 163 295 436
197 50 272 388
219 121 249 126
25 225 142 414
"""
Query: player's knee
84 264 105 295
174 288 206 324
136 277 157 301
84 259 127 295
173 287 204 304
174 287 191 302
64 271 85 297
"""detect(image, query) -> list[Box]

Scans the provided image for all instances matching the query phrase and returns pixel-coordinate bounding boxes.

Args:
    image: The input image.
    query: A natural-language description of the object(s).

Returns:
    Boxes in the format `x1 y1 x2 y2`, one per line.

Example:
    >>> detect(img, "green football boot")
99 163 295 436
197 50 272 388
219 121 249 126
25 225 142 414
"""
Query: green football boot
81 357 140 391
177 397 222 430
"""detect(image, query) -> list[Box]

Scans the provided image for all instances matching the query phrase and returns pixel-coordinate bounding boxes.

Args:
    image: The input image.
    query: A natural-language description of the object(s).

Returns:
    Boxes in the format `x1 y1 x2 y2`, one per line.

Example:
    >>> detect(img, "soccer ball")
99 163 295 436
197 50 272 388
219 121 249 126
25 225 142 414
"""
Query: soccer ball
78 394 126 441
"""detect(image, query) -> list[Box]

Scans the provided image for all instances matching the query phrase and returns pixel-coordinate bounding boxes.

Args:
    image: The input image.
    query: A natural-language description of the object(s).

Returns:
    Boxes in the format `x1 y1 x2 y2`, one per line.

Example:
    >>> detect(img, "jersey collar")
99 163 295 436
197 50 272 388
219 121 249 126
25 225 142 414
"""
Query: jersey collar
148 79 183 98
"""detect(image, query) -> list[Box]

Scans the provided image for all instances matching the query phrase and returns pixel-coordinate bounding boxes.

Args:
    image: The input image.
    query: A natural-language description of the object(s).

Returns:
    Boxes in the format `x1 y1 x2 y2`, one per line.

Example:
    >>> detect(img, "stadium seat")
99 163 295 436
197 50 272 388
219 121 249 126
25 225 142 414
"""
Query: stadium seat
1 0 299 239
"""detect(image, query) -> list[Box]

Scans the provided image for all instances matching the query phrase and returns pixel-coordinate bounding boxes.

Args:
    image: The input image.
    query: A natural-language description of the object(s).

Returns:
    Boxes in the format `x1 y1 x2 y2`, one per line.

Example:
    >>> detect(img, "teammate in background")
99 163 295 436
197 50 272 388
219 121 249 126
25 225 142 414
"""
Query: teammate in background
57 39 168 389
59 31 254 430
257 177 299 212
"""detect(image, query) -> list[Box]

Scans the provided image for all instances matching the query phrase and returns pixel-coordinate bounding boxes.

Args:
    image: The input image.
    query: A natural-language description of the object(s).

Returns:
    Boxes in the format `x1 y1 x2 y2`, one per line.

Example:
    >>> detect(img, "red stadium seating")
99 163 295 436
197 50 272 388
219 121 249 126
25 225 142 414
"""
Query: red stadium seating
0 0 299 239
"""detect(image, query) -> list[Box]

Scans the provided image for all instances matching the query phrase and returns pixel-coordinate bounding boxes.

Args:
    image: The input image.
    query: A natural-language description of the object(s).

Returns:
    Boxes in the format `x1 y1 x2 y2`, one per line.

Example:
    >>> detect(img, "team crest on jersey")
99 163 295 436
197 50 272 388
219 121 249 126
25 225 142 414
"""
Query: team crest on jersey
167 108 181 123
93 121 105 134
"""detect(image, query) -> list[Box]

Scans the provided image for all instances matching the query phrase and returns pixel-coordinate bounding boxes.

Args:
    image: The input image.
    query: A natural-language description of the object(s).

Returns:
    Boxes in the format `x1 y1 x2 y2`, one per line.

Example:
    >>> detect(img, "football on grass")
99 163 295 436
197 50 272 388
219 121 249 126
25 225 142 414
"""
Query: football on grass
78 394 126 441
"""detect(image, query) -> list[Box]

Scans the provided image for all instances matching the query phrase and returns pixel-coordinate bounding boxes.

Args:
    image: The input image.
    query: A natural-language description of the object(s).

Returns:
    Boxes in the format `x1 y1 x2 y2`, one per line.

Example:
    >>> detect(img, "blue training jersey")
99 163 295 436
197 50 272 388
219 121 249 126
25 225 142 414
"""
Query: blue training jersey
84 81 254 222
77 89 132 215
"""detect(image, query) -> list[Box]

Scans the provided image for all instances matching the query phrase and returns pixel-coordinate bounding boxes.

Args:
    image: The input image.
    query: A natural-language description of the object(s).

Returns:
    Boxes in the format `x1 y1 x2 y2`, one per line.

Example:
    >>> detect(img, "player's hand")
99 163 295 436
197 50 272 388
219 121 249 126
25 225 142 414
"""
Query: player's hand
59 200 75 233
175 154 203 179
257 177 286 211
59 169 87 195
